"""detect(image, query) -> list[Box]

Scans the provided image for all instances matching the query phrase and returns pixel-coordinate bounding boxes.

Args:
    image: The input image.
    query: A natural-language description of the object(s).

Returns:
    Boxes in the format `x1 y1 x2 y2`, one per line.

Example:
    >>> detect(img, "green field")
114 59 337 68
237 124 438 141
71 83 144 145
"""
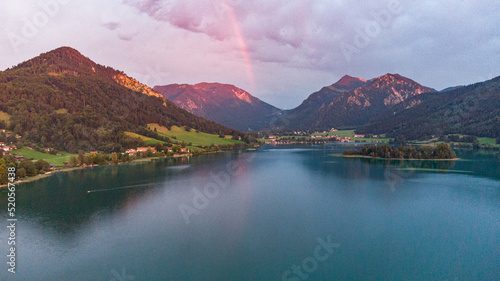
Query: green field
477 137 497 145
354 138 390 143
314 130 355 138
147 123 243 147
10 147 77 166
124 131 166 145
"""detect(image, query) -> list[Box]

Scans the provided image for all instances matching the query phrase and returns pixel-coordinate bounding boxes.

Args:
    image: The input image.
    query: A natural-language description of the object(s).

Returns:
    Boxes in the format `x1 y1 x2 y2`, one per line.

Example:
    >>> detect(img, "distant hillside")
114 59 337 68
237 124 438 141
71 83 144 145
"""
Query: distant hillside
0 47 240 153
276 74 434 130
272 75 370 129
154 83 282 131
358 76 500 139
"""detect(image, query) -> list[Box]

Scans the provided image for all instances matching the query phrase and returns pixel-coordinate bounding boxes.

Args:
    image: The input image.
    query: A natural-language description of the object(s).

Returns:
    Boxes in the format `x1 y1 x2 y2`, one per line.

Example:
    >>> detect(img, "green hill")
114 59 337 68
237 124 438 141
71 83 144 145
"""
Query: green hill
147 124 242 147
0 47 242 153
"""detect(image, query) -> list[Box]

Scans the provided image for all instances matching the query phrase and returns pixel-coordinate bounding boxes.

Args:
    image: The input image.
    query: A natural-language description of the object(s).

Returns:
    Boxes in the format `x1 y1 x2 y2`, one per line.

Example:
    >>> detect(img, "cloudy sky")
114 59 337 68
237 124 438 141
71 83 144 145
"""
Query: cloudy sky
1 0 499 109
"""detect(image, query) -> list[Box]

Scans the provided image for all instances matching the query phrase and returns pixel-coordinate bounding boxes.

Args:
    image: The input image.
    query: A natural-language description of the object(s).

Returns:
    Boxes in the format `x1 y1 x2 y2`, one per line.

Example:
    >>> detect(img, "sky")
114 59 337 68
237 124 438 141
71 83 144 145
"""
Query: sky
0 0 499 109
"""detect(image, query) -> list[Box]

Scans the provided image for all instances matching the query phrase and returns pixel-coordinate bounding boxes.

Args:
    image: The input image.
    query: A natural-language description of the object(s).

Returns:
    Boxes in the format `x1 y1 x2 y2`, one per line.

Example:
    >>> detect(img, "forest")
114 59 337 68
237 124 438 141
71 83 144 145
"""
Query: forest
0 47 244 153
342 143 457 159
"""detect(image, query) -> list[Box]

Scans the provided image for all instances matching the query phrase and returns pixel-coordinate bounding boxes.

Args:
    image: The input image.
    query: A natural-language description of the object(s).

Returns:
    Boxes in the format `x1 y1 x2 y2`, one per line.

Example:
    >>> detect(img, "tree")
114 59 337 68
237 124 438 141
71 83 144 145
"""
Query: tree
154 142 164 152
20 161 37 177
434 143 456 159
34 159 50 172
393 135 406 144
16 167 26 178
172 144 180 153
0 164 8 184
2 154 16 166
69 156 78 167
111 152 119 164
78 150 84 165
472 139 481 150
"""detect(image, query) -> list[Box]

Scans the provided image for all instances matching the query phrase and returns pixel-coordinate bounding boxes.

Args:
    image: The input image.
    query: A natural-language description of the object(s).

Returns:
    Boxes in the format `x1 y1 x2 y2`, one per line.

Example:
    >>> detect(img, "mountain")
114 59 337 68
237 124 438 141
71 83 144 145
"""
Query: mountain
0 47 240 153
440 86 464 92
153 83 281 131
358 75 500 139
272 75 370 129
276 74 434 130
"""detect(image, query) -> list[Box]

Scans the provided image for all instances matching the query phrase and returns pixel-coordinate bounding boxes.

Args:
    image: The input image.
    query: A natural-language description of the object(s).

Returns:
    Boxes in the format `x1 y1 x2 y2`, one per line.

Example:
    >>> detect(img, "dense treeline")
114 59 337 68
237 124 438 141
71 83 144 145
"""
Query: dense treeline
0 47 242 153
343 143 456 159
0 154 52 184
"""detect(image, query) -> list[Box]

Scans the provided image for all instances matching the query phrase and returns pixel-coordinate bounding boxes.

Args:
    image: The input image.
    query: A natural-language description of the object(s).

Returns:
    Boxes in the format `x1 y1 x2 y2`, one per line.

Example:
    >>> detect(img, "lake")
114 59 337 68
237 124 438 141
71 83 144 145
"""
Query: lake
1 144 499 281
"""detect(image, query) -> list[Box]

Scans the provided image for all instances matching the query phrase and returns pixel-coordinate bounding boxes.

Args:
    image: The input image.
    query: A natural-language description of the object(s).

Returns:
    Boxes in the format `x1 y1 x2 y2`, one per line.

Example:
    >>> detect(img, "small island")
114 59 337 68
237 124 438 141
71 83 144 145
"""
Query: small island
342 143 457 160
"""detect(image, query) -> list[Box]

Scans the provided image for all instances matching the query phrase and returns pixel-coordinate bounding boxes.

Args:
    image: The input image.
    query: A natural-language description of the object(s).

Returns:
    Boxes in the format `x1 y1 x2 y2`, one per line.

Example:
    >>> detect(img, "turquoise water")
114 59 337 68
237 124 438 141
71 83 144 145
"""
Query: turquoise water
1 144 499 280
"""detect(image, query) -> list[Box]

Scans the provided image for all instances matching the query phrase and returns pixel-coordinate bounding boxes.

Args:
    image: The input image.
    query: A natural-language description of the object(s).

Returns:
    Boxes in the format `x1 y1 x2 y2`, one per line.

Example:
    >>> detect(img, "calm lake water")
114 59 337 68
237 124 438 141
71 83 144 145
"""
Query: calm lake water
1 144 499 281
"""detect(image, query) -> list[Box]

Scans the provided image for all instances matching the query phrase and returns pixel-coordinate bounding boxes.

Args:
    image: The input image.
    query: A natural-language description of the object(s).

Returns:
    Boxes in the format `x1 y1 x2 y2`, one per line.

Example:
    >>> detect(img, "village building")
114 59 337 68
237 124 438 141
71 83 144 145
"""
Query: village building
136 147 156 153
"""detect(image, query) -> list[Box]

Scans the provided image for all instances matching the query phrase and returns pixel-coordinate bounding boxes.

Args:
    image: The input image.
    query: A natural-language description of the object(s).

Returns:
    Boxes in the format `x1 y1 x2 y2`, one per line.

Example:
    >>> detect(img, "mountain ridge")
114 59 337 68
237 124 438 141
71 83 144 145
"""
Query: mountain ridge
358 75 500 138
273 73 434 130
0 47 240 153
154 82 282 131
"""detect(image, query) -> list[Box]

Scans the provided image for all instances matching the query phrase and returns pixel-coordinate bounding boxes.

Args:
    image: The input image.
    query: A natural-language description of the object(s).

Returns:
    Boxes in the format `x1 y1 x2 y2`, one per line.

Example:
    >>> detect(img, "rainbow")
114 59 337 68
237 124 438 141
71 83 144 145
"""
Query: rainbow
222 1 255 89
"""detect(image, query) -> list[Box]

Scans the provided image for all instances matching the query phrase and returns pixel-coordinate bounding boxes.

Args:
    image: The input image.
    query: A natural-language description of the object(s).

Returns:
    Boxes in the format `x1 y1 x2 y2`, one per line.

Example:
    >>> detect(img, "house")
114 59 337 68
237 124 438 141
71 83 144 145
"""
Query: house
90 151 98 154
2 146 12 151
330 128 338 132
167 147 173 152
15 155 24 160
0 142 4 147
125 149 137 154
354 134 365 138
136 147 156 153
180 147 190 153
44 147 55 152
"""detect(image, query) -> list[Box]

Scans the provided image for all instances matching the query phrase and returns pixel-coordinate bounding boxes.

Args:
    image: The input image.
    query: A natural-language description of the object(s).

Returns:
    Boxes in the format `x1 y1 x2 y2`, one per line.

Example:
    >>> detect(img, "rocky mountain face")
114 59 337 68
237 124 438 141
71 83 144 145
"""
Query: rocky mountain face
358 75 500 139
154 83 282 131
275 74 434 130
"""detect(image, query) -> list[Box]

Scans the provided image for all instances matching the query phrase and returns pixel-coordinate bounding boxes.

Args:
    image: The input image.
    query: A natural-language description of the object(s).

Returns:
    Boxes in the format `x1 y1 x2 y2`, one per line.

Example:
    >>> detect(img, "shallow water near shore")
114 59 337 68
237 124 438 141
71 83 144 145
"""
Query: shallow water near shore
0 144 499 280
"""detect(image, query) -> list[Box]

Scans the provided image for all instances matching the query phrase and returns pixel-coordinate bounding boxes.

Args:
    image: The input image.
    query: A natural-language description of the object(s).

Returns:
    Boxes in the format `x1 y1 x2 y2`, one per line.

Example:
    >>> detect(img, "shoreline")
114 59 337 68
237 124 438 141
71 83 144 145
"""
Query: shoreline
332 154 461 161
0 154 193 189
1 144 263 189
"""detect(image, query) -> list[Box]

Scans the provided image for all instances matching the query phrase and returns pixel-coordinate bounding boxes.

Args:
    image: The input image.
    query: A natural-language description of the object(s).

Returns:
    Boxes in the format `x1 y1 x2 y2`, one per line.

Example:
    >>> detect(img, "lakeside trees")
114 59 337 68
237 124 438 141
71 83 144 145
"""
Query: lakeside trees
343 143 456 159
